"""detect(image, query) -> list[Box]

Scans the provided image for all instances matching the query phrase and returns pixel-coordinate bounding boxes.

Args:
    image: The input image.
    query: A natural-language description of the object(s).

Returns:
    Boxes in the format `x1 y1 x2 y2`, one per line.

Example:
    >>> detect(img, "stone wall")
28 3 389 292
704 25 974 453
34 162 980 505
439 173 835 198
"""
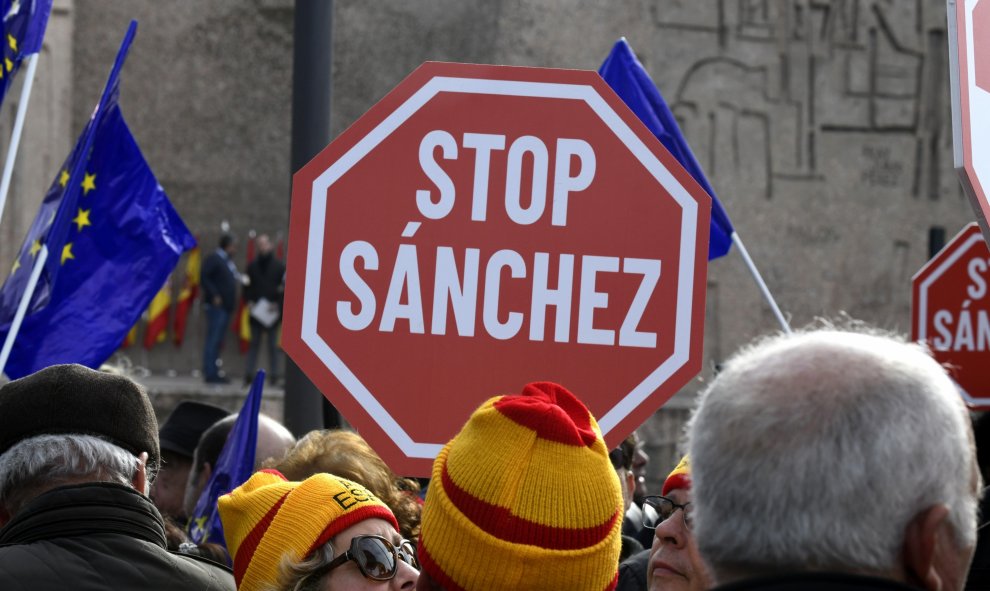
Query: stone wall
0 0 974 485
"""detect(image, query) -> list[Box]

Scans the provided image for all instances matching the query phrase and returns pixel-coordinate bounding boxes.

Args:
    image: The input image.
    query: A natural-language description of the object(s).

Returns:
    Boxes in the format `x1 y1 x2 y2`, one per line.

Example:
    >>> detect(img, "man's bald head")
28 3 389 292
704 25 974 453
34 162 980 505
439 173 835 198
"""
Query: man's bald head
182 413 295 519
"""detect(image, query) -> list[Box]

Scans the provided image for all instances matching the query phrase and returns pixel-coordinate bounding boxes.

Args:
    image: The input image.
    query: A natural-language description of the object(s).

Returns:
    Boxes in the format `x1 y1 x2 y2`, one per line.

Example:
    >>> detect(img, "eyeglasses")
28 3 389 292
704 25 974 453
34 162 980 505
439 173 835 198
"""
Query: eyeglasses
319 535 418 582
643 495 693 530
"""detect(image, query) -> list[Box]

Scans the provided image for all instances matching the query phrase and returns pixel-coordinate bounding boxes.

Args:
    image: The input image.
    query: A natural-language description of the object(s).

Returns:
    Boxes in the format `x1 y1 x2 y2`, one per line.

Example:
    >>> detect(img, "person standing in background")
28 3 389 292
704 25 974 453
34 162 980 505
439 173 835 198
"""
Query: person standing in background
243 234 285 386
200 234 238 384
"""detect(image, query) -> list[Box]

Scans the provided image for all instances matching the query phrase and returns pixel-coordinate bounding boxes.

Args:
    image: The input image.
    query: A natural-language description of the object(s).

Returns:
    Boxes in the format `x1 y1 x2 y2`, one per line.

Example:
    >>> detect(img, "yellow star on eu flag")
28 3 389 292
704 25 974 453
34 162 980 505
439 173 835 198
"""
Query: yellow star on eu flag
28 239 41 257
5 58 12 73
72 208 91 232
58 169 69 187
7 34 16 53
60 243 74 265
11 258 19 273
191 515 209 538
81 173 96 195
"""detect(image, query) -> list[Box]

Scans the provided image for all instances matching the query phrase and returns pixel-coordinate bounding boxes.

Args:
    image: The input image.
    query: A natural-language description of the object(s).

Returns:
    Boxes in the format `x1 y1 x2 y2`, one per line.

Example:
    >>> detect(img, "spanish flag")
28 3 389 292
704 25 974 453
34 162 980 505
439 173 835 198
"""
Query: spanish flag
143 279 171 349
234 234 255 354
173 246 200 347
121 323 138 349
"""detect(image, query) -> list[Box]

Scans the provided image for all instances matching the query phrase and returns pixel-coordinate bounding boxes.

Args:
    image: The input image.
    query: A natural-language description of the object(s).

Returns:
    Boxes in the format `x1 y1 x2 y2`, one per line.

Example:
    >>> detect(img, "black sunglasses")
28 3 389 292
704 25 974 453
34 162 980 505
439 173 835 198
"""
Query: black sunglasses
319 535 418 582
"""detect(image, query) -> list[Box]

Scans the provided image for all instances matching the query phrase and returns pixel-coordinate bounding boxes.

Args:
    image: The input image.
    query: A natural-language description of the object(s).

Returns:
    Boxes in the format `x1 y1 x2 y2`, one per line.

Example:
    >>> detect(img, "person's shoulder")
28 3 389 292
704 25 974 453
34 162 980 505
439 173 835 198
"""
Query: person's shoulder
168 551 236 590
0 538 235 590
709 572 922 591
616 548 649 591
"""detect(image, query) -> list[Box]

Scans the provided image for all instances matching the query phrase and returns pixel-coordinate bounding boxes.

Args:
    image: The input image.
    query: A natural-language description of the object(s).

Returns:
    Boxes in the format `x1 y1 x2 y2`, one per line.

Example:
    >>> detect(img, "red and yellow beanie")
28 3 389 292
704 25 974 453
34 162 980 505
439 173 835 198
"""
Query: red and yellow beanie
418 382 623 591
218 469 399 591
662 456 691 496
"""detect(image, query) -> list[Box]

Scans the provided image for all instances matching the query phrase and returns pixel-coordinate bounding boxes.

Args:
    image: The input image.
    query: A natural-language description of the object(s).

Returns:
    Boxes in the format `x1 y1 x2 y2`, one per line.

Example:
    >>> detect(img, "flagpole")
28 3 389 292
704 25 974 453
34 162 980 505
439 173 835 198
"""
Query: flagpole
0 243 47 375
0 52 40 226
731 232 792 334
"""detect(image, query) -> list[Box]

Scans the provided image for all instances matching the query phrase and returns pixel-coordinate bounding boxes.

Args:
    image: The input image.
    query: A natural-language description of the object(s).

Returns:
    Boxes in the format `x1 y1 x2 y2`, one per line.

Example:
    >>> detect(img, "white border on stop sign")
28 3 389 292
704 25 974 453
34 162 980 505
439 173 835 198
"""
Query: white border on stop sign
301 76 701 459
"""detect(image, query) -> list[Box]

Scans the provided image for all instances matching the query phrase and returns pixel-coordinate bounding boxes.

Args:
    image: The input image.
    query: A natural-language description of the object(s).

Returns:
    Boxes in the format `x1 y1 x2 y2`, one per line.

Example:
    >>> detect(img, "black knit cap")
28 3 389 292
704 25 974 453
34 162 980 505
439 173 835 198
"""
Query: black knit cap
0 364 160 471
159 401 230 458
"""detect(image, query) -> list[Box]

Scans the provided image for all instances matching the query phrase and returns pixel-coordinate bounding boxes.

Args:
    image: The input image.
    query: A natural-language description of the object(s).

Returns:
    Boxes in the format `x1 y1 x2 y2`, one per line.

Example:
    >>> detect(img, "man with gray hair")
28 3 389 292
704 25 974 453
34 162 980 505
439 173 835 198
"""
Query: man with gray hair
687 329 981 591
0 364 234 590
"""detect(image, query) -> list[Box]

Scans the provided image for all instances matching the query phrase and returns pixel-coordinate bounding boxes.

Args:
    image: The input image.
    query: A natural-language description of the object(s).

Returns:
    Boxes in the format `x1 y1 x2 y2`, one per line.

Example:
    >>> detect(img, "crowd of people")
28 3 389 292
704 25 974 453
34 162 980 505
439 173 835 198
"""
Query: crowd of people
0 327 985 591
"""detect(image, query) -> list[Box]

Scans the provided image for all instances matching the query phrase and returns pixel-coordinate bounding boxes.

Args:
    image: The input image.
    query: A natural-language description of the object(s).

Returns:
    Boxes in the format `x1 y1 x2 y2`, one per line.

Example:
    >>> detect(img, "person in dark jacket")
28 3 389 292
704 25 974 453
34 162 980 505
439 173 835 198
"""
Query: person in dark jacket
688 330 981 591
617 549 649 591
151 400 231 525
200 234 239 384
0 364 234 590
243 234 285 385
611 438 644 563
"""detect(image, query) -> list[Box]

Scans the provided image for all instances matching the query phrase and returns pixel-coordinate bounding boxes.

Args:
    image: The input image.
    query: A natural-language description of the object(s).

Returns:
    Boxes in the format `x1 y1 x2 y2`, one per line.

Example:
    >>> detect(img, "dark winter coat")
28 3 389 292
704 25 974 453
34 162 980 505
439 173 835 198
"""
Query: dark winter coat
711 572 924 591
0 482 235 591
201 249 238 312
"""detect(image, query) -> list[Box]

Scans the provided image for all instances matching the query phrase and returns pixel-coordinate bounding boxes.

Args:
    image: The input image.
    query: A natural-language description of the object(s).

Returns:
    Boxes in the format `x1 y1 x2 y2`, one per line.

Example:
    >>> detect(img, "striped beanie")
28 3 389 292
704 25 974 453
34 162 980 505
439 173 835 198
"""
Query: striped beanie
418 382 623 591
218 469 399 591
662 455 691 495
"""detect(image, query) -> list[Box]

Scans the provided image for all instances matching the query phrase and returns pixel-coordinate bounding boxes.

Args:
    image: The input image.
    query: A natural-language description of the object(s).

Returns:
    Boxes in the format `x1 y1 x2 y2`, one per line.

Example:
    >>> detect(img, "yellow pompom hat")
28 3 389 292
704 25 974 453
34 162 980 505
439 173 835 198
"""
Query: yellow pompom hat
418 382 623 591
218 469 398 591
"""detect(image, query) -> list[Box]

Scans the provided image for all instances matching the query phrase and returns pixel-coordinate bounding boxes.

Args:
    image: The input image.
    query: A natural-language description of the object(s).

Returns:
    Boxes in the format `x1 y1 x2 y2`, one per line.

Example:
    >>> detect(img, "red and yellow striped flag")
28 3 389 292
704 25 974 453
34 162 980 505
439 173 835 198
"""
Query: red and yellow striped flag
143 279 171 349
234 233 255 354
121 323 138 349
173 246 200 347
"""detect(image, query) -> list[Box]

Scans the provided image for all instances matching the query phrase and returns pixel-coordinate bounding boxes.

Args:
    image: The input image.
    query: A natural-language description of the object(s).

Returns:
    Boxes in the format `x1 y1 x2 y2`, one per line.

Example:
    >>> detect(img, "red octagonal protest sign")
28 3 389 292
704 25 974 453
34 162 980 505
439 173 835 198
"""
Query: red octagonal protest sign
284 62 711 475
913 223 990 409
949 0 990 238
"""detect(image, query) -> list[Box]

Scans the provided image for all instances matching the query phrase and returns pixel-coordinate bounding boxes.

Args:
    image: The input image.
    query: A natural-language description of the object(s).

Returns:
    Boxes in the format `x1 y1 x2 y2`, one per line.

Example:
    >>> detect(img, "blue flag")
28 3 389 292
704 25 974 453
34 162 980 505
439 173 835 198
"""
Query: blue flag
0 0 53 106
188 370 265 547
599 38 734 260
0 21 196 378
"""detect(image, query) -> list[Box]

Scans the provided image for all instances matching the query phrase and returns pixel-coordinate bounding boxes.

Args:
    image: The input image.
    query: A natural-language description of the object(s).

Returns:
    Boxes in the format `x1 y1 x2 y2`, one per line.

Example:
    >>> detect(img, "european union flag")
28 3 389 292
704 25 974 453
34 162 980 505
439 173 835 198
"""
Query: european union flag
0 22 196 378
189 370 265 547
599 38 735 260
0 0 53 106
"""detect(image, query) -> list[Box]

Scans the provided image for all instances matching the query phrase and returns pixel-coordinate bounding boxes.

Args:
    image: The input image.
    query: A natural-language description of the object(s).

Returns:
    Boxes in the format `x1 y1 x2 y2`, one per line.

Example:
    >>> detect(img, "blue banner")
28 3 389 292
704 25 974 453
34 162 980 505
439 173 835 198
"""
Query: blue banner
188 370 265 547
0 21 196 378
599 38 735 260
0 0 52 106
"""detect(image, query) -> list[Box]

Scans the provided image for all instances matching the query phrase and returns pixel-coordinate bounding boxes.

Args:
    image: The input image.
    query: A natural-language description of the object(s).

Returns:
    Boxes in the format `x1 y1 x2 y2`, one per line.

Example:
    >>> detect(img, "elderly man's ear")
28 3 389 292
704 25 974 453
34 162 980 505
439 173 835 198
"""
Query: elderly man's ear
133 452 148 496
902 504 959 591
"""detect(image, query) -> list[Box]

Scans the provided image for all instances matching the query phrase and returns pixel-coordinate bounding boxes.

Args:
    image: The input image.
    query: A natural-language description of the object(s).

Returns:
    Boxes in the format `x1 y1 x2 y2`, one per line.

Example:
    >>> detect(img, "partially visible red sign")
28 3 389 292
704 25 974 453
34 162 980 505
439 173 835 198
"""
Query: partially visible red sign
912 222 990 409
949 0 990 238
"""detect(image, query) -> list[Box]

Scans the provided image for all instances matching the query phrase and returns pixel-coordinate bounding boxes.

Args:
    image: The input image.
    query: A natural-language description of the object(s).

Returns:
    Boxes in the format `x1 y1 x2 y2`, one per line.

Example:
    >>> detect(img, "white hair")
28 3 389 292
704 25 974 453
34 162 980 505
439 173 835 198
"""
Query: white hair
687 329 979 580
0 434 145 517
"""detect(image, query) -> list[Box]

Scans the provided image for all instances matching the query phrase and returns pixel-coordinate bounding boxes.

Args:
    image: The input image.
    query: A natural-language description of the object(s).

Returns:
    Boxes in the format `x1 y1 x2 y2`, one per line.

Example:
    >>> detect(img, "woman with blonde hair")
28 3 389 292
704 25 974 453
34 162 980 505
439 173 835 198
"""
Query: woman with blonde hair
219 470 418 591
266 430 422 540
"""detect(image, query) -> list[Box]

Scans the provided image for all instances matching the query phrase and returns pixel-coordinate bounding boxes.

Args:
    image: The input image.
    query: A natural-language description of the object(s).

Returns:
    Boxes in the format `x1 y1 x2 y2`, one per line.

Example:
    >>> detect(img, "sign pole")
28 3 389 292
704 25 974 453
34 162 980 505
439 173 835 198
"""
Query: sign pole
285 0 336 436
731 232 792 334
0 52 40 227
0 244 47 376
